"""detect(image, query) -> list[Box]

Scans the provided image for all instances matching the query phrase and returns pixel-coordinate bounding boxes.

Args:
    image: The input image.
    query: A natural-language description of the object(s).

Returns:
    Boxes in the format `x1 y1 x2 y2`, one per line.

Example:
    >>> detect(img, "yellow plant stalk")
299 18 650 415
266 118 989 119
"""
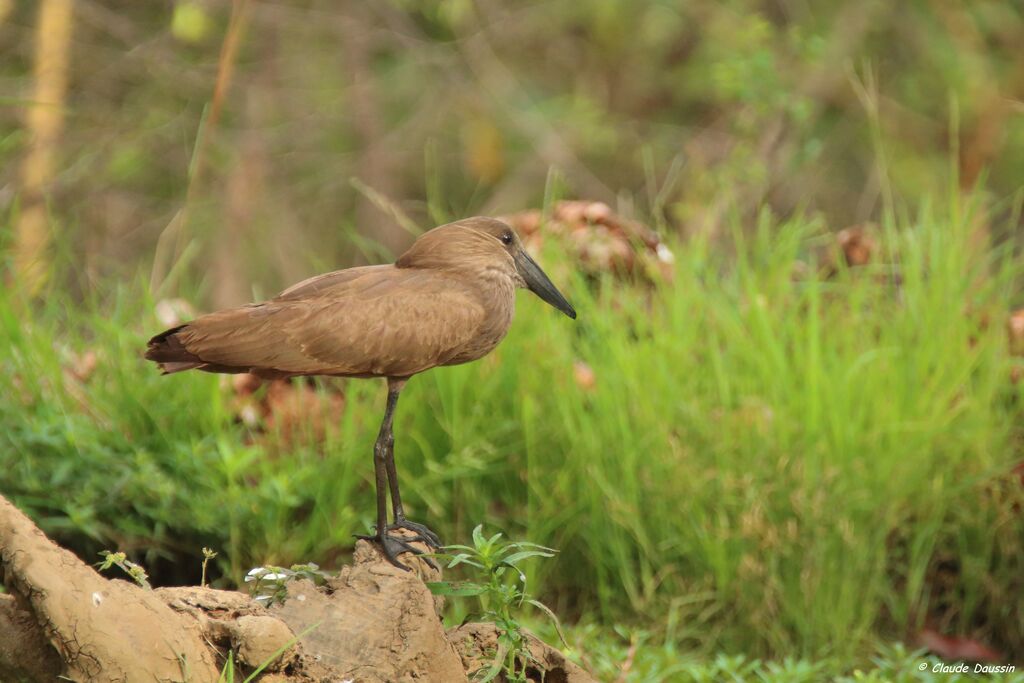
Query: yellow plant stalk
14 0 73 294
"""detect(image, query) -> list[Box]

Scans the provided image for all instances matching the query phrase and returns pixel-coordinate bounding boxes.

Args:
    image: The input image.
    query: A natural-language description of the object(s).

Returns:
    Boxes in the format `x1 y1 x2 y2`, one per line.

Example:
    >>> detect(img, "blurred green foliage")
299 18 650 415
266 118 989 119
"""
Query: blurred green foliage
2 200 1022 672
3 2 1024 678
561 628 1024 682
1 1 1023 297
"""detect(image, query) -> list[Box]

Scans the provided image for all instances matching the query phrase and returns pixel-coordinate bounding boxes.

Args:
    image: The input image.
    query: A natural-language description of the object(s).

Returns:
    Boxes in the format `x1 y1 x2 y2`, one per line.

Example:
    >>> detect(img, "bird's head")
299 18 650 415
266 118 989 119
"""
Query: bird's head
396 216 577 319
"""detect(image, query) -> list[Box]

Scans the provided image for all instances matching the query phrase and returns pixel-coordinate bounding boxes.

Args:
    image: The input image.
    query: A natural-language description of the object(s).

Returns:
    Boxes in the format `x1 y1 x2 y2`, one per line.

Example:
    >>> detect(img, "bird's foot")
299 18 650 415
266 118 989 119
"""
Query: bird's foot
355 529 438 572
389 517 443 549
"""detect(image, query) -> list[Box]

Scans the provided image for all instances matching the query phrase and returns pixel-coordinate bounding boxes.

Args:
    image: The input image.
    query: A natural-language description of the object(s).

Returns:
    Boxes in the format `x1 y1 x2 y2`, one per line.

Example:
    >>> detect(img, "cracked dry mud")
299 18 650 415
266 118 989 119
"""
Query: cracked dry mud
0 494 594 682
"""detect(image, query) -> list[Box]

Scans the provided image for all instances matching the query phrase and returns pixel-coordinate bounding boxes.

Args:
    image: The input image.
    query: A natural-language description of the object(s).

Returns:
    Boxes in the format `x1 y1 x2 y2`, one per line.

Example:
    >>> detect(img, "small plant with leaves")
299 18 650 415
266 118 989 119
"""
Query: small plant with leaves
428 525 564 683
96 550 151 589
243 563 330 607
201 547 218 588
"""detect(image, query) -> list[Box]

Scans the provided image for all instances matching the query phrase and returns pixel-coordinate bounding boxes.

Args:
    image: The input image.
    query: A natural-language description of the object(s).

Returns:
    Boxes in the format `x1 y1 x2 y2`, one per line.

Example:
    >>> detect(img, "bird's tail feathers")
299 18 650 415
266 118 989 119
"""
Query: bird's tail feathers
145 324 205 374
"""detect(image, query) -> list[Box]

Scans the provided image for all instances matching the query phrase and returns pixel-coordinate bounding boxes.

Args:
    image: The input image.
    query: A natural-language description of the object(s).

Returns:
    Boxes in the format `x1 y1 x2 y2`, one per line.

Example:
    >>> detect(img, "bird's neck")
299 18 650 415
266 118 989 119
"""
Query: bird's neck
470 267 516 330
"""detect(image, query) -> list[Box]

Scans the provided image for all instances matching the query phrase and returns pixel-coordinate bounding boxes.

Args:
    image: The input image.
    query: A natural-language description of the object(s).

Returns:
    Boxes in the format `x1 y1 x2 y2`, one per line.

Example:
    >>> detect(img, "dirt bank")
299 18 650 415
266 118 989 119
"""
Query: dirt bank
0 494 593 682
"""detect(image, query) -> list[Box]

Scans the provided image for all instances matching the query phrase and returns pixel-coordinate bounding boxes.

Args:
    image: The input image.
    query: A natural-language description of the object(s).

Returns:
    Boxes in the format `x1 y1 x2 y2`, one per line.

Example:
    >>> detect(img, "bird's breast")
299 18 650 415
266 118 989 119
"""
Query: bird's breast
442 278 516 366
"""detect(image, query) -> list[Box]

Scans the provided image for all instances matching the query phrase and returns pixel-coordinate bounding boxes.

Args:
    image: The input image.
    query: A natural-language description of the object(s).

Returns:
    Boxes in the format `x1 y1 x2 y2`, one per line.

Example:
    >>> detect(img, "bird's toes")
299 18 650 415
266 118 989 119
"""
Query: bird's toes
382 551 414 572
390 519 444 549
357 530 439 571
383 536 439 571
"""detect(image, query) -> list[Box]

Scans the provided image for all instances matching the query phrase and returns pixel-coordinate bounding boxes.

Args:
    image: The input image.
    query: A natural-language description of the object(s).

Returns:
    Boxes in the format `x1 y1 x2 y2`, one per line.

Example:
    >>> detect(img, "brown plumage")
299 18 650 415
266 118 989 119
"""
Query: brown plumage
145 216 576 569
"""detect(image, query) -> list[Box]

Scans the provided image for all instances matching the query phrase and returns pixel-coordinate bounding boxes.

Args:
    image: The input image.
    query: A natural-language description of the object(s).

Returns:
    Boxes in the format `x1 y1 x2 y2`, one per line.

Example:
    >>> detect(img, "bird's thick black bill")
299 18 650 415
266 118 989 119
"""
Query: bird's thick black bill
515 250 577 319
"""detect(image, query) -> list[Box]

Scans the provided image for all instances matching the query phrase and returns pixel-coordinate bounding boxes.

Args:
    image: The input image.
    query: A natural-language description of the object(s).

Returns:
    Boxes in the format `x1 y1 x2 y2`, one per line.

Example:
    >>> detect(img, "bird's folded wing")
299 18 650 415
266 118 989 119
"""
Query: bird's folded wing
175 270 487 377
275 264 391 300
293 277 488 377
173 302 325 375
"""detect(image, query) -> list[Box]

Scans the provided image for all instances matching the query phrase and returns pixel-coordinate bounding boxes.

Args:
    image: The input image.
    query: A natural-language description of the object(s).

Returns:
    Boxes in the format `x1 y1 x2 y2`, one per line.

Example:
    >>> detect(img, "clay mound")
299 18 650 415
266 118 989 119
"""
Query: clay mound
0 495 220 681
267 542 466 682
449 622 594 683
0 494 594 683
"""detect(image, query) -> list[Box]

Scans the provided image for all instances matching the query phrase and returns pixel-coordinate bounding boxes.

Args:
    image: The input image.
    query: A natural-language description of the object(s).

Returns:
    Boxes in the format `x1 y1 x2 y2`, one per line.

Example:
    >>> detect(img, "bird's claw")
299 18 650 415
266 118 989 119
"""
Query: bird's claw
389 518 443 549
356 531 439 572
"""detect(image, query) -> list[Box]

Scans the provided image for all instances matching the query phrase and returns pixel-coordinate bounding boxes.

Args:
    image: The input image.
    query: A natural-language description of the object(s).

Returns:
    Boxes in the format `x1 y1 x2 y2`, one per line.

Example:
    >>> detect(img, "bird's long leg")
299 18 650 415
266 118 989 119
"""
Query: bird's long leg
382 382 405 521
382 378 443 549
356 379 438 571
371 442 392 532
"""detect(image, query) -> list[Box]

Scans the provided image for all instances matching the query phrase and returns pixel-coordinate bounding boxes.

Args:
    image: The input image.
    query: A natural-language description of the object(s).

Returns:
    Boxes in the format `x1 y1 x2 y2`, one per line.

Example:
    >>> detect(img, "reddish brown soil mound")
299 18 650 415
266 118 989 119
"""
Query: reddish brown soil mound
0 494 594 682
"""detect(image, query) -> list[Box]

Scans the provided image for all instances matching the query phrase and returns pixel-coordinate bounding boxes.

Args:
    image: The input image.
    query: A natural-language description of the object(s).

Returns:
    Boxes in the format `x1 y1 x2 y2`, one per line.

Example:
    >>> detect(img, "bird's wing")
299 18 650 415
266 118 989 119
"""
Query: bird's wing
275 265 391 300
292 270 490 377
170 302 325 375
172 268 488 377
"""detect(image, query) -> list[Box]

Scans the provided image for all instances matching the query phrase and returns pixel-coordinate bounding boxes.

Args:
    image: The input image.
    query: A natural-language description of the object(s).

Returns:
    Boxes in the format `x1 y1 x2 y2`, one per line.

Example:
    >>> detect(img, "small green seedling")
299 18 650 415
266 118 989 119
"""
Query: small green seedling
201 547 218 588
243 563 329 607
96 550 151 589
427 525 565 683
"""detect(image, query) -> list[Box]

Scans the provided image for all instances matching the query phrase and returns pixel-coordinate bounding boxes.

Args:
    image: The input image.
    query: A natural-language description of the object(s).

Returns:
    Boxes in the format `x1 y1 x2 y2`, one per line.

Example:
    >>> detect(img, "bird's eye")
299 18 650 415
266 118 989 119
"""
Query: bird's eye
500 232 513 245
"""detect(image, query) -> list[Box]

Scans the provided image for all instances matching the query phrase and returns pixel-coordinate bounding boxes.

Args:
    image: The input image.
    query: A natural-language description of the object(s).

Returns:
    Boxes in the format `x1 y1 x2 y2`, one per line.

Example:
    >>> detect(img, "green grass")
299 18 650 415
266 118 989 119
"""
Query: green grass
555 624 1024 682
1 198 1022 676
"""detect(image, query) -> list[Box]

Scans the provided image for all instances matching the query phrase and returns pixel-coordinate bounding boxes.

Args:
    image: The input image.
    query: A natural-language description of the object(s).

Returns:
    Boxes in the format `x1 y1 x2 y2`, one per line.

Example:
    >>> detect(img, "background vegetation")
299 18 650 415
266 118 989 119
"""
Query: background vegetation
2 1 1024 680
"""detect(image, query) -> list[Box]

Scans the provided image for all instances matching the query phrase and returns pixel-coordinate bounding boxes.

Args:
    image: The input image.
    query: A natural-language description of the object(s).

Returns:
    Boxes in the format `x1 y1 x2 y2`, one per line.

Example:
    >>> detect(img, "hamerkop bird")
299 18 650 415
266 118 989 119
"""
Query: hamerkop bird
146 217 576 569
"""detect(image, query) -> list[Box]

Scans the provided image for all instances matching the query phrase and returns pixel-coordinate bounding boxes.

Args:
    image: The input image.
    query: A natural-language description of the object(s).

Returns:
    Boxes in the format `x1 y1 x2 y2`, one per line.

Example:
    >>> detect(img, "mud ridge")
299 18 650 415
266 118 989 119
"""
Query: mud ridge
0 494 593 682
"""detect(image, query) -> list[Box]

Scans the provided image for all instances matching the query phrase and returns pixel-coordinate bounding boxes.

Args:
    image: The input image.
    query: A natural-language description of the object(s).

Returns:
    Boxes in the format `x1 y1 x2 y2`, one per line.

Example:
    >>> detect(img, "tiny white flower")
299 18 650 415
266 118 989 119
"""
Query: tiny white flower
244 567 266 582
